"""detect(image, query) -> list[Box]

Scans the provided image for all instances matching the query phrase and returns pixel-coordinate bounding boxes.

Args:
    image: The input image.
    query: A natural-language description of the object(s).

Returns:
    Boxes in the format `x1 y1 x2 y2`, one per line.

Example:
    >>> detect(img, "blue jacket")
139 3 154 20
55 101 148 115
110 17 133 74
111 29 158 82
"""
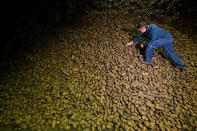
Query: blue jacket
133 24 172 46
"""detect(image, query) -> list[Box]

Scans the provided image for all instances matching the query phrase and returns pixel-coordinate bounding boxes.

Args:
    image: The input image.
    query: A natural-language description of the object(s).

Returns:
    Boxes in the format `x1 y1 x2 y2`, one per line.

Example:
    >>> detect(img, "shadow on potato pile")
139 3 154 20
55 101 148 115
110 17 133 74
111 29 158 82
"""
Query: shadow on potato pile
1 7 197 131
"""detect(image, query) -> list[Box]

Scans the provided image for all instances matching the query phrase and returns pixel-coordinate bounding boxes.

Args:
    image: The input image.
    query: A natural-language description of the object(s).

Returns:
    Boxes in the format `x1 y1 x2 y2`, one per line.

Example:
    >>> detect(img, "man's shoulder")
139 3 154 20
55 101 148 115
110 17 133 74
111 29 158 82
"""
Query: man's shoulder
146 24 157 33
148 24 162 32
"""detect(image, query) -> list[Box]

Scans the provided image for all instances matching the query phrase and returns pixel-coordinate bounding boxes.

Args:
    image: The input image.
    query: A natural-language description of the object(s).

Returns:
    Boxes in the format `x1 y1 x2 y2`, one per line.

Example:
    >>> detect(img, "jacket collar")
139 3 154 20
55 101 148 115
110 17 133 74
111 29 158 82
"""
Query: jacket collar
145 25 151 34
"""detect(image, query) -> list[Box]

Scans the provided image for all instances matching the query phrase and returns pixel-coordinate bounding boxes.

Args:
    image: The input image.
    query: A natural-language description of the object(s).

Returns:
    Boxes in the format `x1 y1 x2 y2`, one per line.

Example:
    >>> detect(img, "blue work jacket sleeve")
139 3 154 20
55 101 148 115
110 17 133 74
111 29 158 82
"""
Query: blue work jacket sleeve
133 34 143 43
143 33 157 46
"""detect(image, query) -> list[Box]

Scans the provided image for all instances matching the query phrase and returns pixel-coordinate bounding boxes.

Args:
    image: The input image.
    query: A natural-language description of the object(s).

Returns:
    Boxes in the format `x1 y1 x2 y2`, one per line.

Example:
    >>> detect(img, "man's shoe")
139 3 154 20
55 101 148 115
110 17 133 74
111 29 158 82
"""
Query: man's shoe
142 61 151 64
179 68 185 72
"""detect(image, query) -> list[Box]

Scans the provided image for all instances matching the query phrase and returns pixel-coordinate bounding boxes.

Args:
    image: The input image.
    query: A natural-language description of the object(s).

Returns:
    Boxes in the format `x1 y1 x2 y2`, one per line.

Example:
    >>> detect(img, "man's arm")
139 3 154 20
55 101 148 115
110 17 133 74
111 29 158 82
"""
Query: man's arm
133 34 144 43
143 35 156 46
126 34 144 47
143 30 157 46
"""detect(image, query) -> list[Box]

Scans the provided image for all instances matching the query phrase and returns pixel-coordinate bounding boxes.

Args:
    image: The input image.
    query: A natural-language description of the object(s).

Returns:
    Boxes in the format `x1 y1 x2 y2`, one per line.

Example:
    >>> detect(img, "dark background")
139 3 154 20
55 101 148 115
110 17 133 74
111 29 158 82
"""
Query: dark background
3 0 197 63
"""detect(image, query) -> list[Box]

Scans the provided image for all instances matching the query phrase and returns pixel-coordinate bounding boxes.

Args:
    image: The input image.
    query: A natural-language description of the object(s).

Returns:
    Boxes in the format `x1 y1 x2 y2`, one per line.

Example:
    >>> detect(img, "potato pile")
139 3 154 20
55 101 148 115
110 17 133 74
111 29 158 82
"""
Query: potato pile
0 10 196 130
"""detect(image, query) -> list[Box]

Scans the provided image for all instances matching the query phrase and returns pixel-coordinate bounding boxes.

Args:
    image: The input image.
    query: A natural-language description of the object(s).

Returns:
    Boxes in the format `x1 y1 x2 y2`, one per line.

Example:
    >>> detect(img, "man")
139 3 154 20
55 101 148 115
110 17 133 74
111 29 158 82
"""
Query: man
126 23 185 72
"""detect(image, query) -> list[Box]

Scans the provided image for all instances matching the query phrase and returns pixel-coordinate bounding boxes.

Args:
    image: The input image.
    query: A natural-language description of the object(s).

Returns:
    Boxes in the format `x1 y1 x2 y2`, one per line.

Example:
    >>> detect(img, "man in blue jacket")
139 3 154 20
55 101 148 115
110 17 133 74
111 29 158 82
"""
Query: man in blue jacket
126 23 184 71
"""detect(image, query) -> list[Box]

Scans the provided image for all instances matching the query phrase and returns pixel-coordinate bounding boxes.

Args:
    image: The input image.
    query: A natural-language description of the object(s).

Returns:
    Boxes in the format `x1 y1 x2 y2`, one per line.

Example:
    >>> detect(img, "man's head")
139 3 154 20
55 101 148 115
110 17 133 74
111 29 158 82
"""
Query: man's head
138 22 147 33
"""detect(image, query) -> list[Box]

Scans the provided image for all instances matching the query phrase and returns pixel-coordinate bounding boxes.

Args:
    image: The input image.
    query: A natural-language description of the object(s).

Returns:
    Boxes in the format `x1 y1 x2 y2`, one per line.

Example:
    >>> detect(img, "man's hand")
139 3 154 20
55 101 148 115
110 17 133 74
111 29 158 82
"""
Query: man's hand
140 43 144 48
126 42 134 47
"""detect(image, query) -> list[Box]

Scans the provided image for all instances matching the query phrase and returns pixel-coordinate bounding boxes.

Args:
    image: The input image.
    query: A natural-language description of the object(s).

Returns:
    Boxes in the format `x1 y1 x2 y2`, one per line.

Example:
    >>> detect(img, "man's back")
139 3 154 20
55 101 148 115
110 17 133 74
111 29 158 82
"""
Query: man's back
146 24 172 40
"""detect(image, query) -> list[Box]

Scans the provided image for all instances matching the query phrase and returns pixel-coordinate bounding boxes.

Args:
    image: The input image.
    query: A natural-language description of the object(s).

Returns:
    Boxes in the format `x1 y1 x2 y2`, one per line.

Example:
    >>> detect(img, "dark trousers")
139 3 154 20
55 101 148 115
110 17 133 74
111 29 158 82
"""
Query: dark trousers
145 38 184 69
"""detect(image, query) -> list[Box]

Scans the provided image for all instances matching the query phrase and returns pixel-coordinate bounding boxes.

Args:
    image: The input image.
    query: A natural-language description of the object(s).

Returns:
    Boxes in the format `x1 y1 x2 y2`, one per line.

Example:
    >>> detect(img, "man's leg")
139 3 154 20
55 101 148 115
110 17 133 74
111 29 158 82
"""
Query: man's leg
145 38 171 62
163 42 184 70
